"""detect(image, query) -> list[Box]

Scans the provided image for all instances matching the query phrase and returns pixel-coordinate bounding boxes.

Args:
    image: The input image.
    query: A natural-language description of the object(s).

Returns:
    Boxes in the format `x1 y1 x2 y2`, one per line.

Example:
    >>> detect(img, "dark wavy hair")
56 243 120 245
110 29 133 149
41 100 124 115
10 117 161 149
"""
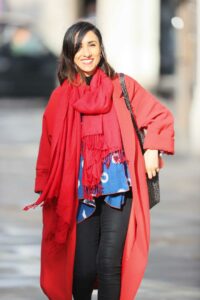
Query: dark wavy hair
57 21 115 84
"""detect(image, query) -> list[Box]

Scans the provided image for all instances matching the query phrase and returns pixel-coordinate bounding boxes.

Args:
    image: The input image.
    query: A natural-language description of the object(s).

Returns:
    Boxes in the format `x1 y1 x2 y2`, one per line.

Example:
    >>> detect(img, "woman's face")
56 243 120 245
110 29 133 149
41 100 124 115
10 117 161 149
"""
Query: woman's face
74 30 101 77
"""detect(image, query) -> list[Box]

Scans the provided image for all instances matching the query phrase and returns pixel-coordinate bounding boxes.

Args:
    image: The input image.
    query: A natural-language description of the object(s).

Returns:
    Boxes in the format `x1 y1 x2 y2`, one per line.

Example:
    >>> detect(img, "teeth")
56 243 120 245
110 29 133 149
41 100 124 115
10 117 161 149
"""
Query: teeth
82 60 93 64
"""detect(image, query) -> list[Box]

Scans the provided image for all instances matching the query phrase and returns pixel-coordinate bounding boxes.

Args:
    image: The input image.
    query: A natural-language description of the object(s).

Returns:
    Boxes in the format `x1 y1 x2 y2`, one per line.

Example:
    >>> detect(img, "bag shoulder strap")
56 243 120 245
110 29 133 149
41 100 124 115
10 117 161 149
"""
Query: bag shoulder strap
119 73 144 153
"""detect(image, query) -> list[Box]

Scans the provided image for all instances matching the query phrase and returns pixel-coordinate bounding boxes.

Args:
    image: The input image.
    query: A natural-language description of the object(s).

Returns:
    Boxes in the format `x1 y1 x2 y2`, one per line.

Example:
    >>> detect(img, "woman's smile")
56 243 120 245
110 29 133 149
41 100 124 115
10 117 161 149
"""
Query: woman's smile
81 58 94 64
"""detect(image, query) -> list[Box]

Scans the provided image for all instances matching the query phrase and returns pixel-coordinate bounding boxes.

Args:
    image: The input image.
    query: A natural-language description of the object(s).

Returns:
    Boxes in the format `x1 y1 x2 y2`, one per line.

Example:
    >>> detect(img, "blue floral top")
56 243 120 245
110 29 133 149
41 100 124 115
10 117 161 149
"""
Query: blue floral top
77 152 132 223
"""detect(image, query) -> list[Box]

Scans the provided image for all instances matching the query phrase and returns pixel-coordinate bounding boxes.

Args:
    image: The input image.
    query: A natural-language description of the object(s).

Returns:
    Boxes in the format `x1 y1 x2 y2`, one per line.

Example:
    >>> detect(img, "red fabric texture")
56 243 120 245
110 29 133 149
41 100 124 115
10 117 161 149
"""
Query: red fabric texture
24 79 81 244
29 73 174 300
24 68 125 242
72 69 125 198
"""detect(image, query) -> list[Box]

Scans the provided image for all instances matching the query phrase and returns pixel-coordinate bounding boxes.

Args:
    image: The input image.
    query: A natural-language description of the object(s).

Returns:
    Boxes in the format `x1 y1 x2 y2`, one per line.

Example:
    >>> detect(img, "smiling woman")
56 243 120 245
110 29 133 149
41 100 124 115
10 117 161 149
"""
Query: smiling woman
25 21 175 300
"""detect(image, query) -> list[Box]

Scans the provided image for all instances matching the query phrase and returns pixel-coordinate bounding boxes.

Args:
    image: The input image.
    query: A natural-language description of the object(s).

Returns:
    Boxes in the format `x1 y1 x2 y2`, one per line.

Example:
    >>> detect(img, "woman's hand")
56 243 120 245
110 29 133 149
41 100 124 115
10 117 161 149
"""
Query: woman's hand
144 149 159 179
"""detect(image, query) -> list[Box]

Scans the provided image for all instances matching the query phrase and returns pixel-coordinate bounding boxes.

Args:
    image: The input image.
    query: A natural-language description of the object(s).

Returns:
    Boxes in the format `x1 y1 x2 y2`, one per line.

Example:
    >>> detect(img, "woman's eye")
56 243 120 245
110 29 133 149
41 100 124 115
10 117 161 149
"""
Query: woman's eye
90 43 96 47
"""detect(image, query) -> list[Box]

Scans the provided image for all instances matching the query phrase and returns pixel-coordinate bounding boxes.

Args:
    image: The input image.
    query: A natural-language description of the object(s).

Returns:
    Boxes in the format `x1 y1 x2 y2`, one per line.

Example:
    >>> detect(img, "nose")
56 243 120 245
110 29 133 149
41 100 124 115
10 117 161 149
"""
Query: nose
82 46 91 57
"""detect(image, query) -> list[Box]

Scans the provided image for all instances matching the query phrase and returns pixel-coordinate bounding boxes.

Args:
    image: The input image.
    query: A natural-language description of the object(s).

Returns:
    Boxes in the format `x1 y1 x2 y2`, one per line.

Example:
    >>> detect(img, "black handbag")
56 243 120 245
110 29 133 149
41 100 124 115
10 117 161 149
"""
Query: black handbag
119 73 160 209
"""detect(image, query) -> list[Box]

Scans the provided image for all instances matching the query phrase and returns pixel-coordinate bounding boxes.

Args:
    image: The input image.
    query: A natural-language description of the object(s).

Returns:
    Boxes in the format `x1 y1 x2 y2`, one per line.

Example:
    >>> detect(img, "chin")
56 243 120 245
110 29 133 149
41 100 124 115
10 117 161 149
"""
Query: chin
83 68 98 76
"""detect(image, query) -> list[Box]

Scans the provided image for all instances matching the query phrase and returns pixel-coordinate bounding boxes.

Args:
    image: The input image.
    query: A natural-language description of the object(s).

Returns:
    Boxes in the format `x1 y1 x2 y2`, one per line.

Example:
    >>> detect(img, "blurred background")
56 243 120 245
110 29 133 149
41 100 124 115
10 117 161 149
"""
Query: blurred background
0 0 199 300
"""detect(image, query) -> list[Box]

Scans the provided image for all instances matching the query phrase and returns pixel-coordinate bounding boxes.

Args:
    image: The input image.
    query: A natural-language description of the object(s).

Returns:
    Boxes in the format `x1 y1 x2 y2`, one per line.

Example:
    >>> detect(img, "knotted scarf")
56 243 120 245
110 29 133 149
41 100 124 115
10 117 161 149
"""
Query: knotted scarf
24 68 125 243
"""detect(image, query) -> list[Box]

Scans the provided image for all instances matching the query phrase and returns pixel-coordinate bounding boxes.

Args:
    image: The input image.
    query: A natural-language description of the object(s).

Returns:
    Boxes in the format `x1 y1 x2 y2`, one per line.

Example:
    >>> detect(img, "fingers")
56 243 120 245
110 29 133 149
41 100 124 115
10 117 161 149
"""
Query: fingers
146 168 159 179
144 149 159 179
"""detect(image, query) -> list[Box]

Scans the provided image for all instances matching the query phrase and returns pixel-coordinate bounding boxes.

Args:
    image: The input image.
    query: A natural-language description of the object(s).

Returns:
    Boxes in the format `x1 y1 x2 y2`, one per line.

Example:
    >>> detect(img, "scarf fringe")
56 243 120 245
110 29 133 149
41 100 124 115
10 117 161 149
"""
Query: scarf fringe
23 201 45 211
23 196 55 211
83 183 103 200
82 149 127 201
103 149 126 168
23 203 38 211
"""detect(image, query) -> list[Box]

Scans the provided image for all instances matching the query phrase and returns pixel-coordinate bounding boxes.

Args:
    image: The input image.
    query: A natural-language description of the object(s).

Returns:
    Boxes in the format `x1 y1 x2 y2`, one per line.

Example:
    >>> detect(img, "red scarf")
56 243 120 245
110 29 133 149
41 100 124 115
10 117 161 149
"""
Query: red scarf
24 68 125 243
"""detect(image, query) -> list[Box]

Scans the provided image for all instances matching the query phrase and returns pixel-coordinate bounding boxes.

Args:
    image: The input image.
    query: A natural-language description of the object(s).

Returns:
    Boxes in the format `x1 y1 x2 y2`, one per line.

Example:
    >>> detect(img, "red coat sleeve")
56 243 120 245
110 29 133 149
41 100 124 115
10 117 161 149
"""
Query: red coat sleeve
34 87 61 193
125 75 175 154
34 114 51 193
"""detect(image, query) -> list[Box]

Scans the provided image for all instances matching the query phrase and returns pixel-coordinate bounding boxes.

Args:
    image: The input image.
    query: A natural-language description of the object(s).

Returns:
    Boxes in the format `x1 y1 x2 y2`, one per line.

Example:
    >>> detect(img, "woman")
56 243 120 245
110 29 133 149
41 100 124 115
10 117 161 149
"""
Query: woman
24 21 174 300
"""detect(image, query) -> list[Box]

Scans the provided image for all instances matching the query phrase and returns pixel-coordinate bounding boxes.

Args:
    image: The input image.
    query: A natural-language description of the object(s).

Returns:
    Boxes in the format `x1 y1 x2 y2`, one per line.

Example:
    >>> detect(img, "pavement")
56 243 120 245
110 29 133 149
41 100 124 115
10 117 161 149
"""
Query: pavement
0 98 200 300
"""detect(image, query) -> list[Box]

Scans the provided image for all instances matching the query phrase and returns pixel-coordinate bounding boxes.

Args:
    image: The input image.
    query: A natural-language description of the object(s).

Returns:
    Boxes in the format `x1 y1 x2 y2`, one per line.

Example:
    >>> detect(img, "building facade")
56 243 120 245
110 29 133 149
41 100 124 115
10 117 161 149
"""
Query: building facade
2 0 200 154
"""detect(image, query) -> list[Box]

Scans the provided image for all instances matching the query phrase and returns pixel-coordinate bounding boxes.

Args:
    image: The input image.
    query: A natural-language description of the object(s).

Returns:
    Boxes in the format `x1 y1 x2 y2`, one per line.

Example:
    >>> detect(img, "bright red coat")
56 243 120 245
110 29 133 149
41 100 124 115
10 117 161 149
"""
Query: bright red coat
34 74 174 300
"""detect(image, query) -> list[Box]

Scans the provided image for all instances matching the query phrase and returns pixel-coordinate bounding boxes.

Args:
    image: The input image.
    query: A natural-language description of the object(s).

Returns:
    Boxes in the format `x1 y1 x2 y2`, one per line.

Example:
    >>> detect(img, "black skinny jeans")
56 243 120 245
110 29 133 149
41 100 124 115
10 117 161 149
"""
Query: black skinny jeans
72 190 132 300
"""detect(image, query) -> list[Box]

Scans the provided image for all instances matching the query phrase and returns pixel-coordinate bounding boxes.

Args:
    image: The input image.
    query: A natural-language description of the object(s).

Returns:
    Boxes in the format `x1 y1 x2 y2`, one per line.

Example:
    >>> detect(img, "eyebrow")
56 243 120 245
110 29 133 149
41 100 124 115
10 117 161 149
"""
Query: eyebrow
87 40 97 44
